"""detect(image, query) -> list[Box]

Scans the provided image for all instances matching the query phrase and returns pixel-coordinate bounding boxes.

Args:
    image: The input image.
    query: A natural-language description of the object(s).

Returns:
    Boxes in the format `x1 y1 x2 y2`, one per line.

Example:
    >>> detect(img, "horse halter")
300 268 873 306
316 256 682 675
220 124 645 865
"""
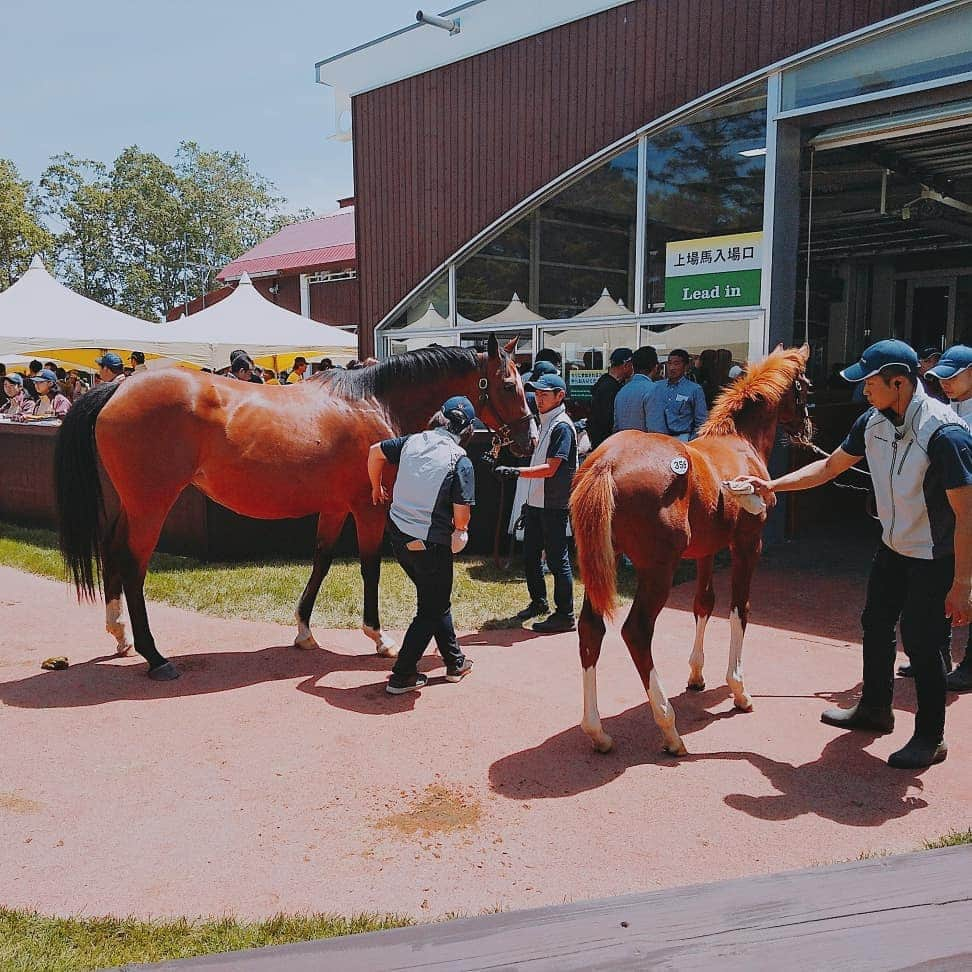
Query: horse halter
478 355 534 461
787 373 814 447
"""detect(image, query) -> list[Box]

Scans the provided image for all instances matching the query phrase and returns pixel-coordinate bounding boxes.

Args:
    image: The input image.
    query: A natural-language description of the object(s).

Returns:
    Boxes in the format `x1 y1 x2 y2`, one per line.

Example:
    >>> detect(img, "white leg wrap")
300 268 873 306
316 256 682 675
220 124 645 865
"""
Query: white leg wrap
105 598 133 657
581 666 613 753
363 624 398 658
688 614 709 688
727 609 753 711
649 668 687 756
294 614 320 651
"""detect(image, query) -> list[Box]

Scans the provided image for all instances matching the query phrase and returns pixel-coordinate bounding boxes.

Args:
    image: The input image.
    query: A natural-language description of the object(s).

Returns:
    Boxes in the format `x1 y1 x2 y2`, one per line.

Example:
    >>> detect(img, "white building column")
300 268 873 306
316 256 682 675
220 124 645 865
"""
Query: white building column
299 274 311 317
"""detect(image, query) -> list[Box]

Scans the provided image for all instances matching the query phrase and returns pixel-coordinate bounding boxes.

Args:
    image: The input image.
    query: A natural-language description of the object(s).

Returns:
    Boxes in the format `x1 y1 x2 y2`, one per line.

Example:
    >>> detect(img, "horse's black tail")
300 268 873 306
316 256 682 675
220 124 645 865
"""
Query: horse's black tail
55 382 122 601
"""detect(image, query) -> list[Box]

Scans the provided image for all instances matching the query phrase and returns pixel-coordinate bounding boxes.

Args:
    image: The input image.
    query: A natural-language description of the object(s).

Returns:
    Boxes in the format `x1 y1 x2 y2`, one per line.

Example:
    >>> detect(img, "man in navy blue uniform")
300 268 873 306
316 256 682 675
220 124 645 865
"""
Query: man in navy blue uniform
743 340 972 769
495 373 579 632
368 396 477 695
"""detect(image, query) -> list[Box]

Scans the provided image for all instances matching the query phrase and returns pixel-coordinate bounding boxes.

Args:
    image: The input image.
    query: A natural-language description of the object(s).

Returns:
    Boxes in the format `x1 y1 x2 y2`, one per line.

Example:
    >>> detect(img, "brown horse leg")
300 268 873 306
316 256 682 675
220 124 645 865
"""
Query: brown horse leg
102 512 133 657
352 507 398 658
688 554 716 691
622 566 687 756
114 509 178 680
726 541 761 712
294 514 347 650
579 594 613 753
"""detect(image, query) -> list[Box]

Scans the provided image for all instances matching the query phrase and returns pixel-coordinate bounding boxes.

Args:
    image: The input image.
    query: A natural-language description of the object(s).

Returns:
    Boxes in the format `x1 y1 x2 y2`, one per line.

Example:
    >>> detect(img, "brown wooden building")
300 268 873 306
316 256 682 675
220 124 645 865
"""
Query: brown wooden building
318 0 972 373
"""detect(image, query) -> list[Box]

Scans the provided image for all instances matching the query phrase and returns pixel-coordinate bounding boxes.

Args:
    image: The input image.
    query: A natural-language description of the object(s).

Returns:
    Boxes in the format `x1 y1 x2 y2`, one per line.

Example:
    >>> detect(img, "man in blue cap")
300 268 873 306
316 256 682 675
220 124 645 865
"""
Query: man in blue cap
95 352 126 384
495 373 579 632
587 347 633 449
741 339 972 768
368 396 477 694
928 345 972 692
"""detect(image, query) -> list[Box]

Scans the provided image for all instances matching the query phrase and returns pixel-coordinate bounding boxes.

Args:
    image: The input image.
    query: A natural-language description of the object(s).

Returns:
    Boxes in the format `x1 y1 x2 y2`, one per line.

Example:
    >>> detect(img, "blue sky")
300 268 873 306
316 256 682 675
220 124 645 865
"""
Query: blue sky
0 0 411 216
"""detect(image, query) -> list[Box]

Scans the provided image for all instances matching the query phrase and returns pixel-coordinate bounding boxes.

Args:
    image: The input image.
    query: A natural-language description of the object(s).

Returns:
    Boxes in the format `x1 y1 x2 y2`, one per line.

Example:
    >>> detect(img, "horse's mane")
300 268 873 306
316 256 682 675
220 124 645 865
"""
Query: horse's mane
698 347 806 438
313 345 479 402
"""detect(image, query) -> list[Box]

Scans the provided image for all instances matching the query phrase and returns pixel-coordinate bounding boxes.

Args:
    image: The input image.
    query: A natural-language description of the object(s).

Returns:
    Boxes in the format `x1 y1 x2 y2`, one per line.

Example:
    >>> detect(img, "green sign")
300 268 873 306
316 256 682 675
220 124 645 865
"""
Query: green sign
664 269 761 311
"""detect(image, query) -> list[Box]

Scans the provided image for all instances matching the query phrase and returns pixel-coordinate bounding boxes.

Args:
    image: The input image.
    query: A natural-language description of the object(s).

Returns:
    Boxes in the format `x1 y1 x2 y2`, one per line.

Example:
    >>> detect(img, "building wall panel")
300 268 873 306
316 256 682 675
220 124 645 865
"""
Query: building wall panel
353 0 927 354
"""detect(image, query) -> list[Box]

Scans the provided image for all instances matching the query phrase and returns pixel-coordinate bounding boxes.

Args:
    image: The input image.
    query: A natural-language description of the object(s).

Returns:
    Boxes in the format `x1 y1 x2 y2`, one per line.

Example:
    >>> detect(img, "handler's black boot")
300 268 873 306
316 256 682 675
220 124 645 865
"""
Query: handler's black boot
513 601 548 623
820 701 895 734
888 735 947 769
946 660 972 693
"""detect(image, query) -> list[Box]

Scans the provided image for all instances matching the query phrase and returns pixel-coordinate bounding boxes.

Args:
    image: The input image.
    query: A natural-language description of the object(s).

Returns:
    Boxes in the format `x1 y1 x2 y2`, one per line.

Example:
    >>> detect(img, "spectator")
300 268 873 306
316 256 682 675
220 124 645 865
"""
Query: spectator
319 358 334 372
647 349 708 440
613 345 660 432
129 351 148 373
31 369 72 419
346 360 362 370
262 369 280 385
587 347 633 449
64 370 86 401
287 356 309 383
362 357 379 367
43 360 57 373
279 369 290 382
95 353 126 384
495 373 579 633
229 355 255 381
1 373 35 418
368 396 477 695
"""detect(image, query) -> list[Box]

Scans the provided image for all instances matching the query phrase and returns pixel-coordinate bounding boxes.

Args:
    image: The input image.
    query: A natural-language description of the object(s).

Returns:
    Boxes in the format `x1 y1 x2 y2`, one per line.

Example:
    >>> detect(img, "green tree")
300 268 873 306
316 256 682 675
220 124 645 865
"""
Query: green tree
0 159 55 290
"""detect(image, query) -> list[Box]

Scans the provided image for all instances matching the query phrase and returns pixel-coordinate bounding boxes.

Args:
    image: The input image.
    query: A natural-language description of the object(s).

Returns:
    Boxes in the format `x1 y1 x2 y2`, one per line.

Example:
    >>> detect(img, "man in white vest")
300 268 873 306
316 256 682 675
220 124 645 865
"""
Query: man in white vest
743 340 972 769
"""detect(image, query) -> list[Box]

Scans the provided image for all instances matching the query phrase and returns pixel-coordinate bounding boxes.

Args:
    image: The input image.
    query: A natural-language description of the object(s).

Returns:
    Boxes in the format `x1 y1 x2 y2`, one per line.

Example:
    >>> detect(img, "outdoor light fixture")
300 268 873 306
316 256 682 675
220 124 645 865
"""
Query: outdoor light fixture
416 9 461 34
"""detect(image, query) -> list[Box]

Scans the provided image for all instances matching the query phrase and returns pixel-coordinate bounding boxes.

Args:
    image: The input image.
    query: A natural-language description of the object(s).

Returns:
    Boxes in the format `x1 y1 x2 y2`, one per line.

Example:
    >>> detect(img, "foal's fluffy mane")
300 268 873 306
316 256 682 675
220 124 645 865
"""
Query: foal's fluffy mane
698 347 807 438
314 345 479 402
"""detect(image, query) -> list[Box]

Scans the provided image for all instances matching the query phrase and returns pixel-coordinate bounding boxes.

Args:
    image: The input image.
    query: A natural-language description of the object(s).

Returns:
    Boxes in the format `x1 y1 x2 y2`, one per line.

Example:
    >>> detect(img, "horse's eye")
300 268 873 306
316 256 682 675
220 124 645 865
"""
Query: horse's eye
502 379 517 393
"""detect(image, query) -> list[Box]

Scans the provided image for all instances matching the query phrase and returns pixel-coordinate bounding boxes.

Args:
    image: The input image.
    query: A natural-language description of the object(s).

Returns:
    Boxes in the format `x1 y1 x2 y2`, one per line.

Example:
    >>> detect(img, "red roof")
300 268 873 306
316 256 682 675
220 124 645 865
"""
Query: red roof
218 207 356 281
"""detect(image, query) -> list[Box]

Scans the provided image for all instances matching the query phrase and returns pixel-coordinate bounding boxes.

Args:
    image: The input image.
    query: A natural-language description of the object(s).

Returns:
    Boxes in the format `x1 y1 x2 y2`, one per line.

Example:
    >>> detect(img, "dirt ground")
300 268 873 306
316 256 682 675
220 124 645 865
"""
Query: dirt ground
1 530 970 920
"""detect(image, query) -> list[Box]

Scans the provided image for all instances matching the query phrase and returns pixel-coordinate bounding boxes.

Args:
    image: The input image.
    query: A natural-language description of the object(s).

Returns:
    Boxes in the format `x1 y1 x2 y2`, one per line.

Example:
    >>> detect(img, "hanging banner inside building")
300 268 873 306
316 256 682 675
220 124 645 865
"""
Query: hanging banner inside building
664 232 762 311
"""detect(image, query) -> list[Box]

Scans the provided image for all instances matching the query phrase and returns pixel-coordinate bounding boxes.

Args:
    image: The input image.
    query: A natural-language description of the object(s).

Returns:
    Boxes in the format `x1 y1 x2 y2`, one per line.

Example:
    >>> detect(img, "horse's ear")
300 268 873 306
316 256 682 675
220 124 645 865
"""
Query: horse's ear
503 337 518 355
773 342 784 353
487 333 499 358
799 342 810 362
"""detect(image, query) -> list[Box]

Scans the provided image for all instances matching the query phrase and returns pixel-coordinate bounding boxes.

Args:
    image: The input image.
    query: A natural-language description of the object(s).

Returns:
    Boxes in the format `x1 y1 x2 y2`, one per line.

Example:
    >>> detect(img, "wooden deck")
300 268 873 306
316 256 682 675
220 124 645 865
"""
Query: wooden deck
141 845 972 970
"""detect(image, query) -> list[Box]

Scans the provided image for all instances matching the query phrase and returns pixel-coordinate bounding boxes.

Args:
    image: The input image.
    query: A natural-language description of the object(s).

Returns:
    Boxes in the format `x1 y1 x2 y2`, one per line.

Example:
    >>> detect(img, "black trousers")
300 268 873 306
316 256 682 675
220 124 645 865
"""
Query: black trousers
390 534 465 678
861 544 953 740
523 505 574 616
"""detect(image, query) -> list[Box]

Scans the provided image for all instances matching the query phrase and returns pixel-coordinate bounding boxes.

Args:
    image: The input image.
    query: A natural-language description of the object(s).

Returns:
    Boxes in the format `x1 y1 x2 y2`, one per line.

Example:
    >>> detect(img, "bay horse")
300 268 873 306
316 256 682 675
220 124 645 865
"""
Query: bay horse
55 336 535 680
570 345 812 756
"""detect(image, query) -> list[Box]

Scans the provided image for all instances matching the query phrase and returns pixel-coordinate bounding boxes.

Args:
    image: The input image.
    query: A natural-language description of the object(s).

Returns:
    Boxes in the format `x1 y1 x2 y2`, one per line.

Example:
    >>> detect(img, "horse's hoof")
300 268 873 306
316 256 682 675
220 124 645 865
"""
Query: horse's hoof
687 680 705 692
376 642 398 659
593 735 614 754
664 740 688 757
115 643 134 658
363 625 398 658
294 634 320 651
734 698 754 713
147 662 180 681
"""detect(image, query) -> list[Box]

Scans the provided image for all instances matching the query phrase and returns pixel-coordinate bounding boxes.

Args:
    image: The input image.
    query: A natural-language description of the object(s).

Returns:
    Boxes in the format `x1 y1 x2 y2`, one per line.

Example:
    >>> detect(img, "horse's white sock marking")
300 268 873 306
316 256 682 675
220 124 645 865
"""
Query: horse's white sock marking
294 614 319 650
649 668 686 755
581 666 613 753
105 598 133 656
727 608 752 711
363 624 398 658
688 614 709 687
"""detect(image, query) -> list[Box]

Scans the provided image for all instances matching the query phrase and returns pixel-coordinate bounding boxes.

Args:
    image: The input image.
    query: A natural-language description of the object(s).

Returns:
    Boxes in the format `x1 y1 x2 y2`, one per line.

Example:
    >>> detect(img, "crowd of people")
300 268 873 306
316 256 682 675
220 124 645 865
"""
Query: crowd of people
0 349 375 421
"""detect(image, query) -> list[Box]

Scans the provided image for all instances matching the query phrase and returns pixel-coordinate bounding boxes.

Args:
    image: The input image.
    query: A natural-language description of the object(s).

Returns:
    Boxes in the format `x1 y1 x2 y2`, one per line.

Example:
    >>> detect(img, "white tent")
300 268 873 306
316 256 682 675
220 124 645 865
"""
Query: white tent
0 256 169 361
158 272 357 369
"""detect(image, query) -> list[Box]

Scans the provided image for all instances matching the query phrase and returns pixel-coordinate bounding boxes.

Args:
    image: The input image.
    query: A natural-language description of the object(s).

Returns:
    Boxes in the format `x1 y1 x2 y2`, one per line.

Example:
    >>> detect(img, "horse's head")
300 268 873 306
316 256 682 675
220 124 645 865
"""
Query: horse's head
777 344 814 445
477 334 537 458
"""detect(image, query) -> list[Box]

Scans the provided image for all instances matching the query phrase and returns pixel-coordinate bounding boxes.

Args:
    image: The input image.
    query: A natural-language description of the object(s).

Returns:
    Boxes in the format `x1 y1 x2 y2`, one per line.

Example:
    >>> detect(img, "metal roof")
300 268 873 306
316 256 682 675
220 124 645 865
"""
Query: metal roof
218 209 356 281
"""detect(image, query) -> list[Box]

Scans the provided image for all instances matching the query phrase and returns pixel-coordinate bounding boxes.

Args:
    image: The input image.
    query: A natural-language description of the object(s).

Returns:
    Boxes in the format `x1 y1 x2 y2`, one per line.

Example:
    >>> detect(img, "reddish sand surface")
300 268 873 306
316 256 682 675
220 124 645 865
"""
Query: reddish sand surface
1 532 970 921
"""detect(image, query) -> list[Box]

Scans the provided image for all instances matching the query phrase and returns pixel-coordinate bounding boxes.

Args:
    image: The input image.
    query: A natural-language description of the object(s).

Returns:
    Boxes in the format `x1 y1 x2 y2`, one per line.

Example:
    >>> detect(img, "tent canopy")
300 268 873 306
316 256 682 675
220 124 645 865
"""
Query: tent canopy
0 259 358 371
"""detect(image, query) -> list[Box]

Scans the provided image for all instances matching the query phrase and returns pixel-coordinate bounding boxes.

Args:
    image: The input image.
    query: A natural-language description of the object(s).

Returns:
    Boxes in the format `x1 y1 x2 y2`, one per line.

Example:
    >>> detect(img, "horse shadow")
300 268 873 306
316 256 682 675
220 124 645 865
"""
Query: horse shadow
488 682 935 827
0 643 433 717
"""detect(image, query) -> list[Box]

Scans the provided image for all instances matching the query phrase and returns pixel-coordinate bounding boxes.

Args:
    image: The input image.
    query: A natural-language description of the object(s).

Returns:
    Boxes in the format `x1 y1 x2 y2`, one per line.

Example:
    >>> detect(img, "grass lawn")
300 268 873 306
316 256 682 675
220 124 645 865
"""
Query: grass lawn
0 520 654 632
3 830 970 970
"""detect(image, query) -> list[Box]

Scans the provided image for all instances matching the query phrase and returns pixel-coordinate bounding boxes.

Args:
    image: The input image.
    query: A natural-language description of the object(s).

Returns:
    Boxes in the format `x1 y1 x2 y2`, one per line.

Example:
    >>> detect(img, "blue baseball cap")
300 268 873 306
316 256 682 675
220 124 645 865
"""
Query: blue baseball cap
33 369 58 383
3 373 23 387
441 395 476 429
840 340 918 382
926 345 972 380
95 352 124 370
609 347 633 366
525 373 567 393
529 360 560 378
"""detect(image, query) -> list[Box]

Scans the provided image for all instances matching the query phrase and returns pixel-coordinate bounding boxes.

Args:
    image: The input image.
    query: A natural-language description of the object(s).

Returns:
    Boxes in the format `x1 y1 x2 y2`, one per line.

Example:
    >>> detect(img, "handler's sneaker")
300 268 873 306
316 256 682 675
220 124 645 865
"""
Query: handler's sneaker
513 601 548 622
386 673 428 695
820 702 894 734
946 661 972 693
533 612 576 633
446 659 474 682
888 735 947 769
